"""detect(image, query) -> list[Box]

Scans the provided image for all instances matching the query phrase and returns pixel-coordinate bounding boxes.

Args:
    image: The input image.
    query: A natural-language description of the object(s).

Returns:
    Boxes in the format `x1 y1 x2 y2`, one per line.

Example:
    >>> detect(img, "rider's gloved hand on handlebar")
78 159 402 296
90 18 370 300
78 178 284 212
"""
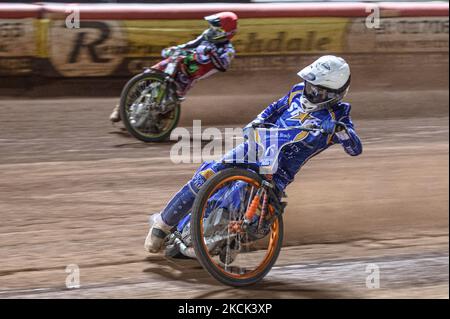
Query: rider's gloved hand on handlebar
320 119 336 134
320 119 347 135
250 118 265 128
161 46 179 58
199 45 216 56
242 119 264 140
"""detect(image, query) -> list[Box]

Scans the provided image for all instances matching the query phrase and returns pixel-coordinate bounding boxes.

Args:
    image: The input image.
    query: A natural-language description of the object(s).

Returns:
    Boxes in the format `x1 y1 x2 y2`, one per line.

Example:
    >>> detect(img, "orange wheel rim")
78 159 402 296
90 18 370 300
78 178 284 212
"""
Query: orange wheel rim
199 175 280 280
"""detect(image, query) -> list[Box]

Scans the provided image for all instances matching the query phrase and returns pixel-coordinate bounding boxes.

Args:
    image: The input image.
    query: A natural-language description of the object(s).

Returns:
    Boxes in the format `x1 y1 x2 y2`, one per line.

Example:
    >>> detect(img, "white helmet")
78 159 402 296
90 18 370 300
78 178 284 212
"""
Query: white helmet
298 55 351 113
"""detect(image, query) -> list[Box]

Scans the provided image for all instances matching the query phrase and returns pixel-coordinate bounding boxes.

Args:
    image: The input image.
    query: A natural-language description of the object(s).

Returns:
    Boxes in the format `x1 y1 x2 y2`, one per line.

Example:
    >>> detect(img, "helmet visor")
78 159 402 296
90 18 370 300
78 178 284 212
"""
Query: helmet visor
303 81 339 105
205 26 227 41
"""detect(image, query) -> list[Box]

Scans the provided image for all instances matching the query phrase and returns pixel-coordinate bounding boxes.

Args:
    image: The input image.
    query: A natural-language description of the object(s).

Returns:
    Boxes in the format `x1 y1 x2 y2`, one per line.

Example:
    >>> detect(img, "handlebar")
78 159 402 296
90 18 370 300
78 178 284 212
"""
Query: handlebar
253 123 321 132
252 121 348 134
168 48 194 58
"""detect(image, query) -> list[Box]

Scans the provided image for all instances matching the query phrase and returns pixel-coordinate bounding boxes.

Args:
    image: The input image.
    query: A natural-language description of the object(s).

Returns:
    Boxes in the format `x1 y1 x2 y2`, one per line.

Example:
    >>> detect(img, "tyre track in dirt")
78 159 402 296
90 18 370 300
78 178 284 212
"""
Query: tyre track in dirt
0 98 448 298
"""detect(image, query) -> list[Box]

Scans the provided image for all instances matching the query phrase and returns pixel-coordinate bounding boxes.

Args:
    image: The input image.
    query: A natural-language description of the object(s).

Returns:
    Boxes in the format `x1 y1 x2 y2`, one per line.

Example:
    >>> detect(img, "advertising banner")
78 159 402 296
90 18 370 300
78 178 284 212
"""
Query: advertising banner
41 17 349 77
0 3 448 78
0 18 36 75
347 17 449 53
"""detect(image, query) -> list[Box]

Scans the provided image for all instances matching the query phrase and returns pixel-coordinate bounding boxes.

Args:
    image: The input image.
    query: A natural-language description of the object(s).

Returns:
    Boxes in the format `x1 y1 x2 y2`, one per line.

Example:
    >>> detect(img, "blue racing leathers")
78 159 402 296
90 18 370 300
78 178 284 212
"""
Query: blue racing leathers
160 82 363 226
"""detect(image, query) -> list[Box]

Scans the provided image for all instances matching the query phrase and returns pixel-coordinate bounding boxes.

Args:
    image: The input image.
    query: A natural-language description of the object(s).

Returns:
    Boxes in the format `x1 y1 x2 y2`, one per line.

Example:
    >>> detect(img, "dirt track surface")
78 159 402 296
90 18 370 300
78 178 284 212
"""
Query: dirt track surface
0 98 448 298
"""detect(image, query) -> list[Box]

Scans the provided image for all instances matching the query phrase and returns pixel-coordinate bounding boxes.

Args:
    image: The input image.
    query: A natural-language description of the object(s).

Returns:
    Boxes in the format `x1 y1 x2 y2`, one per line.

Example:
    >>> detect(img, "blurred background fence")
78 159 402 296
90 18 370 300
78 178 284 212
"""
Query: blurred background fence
0 2 448 119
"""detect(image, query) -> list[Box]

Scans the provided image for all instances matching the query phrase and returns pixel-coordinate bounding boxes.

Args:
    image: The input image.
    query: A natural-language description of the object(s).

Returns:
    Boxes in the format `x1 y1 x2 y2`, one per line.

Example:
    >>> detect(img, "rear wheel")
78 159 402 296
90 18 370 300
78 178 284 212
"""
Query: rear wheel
191 168 283 287
119 72 180 143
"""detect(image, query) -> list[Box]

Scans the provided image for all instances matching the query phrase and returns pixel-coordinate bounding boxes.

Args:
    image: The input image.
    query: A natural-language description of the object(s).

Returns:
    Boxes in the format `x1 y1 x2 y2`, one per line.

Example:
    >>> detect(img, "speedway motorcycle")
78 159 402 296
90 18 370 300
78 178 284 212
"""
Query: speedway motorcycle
119 49 194 143
155 123 330 286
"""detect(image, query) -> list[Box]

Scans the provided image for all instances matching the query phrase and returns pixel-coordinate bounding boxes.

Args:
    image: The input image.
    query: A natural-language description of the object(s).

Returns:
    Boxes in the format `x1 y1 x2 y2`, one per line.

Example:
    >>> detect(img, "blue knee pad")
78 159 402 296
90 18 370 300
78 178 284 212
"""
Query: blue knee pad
160 183 196 227
161 161 222 226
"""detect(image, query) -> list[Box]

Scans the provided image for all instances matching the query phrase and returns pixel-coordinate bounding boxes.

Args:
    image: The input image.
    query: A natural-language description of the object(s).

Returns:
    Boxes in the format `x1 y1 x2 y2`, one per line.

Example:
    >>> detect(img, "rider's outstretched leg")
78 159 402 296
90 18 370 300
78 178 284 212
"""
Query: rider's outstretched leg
145 161 220 253
144 183 197 253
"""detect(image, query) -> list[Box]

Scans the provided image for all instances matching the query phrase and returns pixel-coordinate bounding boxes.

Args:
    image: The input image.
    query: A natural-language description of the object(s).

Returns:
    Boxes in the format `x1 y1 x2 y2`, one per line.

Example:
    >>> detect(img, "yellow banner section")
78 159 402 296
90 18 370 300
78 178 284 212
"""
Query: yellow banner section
123 19 203 58
33 17 348 76
34 18 49 58
124 18 350 57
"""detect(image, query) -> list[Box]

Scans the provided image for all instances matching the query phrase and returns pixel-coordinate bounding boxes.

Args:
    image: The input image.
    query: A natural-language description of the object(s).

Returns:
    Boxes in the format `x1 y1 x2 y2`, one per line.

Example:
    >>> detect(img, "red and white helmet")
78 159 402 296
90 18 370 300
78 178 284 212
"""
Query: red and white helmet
204 12 238 42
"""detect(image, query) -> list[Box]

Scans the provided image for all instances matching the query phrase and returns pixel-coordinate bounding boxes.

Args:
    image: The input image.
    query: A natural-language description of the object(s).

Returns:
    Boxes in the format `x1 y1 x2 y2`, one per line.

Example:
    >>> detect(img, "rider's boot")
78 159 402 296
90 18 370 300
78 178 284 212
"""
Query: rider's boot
109 105 121 123
175 86 188 101
175 71 192 101
144 213 173 253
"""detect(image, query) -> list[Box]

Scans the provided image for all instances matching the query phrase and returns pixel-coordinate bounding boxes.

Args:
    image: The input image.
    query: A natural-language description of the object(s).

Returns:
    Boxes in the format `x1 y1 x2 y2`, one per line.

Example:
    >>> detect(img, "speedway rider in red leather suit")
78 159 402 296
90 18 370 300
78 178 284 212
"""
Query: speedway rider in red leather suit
109 12 238 123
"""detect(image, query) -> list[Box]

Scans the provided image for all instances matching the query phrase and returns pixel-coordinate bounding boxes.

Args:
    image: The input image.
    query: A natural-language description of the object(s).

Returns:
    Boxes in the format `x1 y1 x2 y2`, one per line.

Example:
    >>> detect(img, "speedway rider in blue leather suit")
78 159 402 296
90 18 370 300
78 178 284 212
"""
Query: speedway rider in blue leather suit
145 55 363 253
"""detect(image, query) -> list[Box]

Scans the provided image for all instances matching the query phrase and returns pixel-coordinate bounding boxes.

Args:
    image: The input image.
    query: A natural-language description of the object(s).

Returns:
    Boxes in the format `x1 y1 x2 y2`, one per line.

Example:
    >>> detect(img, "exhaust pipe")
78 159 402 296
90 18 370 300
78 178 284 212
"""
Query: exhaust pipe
176 233 238 259
174 237 197 258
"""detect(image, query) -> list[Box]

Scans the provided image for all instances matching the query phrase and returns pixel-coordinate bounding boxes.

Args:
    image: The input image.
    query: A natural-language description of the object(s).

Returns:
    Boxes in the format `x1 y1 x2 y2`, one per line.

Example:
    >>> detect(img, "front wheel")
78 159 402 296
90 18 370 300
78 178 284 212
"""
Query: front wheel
119 71 181 143
191 168 284 287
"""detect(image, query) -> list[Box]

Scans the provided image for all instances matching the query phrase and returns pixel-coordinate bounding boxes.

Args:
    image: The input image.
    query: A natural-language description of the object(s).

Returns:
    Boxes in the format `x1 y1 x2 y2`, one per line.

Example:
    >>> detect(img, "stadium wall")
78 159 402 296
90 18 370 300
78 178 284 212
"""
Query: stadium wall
0 2 448 121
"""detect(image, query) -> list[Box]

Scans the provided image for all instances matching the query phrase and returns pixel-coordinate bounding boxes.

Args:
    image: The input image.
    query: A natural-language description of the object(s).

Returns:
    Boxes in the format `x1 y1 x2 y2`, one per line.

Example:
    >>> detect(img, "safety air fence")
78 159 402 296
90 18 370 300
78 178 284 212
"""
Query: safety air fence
0 2 448 78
